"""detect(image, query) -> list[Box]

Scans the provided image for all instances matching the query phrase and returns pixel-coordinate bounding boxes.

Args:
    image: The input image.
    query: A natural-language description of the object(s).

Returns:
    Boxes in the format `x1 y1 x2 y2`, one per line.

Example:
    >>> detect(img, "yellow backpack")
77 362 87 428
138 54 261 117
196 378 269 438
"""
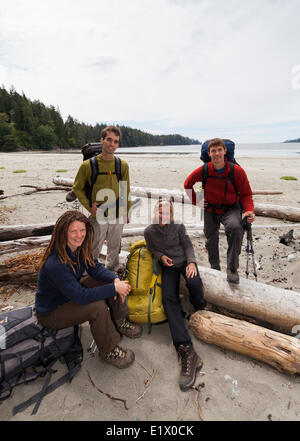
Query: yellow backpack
125 239 167 332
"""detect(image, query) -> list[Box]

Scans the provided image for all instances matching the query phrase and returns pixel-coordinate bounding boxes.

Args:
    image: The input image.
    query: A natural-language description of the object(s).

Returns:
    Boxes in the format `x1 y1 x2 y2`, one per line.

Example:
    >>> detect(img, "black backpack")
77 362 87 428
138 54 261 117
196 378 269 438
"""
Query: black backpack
0 305 83 416
81 142 122 208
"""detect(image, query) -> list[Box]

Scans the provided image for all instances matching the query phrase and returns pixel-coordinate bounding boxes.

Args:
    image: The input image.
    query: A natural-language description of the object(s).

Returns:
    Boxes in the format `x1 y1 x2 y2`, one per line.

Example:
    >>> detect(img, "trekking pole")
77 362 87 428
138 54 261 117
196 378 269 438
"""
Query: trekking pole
242 215 257 281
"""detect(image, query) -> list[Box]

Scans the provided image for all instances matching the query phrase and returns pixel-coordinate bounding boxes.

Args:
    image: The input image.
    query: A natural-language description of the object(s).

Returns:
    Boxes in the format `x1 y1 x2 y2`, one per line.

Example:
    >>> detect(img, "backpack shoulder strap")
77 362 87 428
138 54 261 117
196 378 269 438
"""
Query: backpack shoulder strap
202 162 209 191
114 156 122 181
89 155 99 188
85 156 99 207
228 161 239 196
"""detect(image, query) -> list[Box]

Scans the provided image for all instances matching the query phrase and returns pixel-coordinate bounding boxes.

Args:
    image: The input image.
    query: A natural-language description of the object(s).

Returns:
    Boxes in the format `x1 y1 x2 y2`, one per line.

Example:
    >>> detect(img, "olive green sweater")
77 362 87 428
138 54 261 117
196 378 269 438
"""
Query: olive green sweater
73 155 132 219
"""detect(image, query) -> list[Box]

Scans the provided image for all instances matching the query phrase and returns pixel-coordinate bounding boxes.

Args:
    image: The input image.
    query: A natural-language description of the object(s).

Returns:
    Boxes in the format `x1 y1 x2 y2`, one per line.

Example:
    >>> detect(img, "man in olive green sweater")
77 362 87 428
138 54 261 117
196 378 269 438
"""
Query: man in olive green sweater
73 126 132 272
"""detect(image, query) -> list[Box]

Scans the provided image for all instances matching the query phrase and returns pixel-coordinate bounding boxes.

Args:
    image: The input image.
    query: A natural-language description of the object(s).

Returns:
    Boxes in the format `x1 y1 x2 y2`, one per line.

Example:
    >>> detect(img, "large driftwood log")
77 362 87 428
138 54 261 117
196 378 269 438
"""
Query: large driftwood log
190 310 300 375
1 221 300 244
0 228 151 254
0 224 54 241
53 179 299 221
0 185 71 200
198 266 300 333
0 236 52 255
53 177 74 187
254 202 300 222
52 178 282 197
1 240 300 334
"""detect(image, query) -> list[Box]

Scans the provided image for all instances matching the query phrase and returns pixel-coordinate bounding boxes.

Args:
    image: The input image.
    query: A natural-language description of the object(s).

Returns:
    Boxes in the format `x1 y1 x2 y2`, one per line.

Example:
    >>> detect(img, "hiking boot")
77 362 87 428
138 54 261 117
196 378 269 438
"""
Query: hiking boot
66 189 77 202
100 344 135 369
227 269 239 284
177 344 203 391
115 318 143 339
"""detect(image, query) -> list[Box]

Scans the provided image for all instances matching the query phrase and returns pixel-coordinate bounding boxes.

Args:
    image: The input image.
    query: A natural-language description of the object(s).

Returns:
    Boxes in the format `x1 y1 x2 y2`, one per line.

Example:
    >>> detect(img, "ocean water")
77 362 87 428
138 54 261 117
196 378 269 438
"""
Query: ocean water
117 142 300 158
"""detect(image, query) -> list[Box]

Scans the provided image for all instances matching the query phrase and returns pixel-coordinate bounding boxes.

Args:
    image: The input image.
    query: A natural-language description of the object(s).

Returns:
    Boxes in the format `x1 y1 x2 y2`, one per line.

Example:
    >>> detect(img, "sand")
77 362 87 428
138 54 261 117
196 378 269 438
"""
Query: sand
0 151 299 421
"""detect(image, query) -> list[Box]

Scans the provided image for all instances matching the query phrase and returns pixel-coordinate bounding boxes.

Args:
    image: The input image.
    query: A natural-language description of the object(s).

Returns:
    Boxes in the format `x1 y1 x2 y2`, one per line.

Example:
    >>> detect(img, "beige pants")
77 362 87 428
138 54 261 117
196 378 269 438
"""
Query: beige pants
89 215 125 272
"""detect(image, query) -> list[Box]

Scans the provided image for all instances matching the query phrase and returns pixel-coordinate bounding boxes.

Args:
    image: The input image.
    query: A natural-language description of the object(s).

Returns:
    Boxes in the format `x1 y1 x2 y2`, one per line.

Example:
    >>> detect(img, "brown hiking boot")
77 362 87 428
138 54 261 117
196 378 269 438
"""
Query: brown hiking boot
100 344 135 369
115 318 143 339
177 344 203 391
227 269 239 284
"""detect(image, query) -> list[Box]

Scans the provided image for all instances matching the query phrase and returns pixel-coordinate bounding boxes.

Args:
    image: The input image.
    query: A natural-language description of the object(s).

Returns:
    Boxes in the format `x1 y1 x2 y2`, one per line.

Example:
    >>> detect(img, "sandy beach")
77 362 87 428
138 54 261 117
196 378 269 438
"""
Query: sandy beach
0 151 300 421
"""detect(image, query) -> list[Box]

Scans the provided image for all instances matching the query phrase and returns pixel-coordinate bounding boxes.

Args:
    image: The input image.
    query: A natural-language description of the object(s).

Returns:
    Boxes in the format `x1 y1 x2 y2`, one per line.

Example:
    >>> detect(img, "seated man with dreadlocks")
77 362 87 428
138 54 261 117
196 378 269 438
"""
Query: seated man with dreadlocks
35 210 142 369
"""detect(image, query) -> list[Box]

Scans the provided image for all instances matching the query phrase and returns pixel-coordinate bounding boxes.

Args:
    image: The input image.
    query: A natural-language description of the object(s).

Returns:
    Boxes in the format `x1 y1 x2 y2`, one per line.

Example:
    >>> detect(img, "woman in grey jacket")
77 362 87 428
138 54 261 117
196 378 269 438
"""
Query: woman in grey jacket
144 199 206 391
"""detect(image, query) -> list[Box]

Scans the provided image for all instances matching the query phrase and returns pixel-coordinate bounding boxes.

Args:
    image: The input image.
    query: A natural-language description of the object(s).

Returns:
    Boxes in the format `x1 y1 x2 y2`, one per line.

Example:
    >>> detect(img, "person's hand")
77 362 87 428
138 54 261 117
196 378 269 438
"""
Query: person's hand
161 255 174 267
186 262 197 278
242 211 255 223
114 278 131 304
90 202 98 217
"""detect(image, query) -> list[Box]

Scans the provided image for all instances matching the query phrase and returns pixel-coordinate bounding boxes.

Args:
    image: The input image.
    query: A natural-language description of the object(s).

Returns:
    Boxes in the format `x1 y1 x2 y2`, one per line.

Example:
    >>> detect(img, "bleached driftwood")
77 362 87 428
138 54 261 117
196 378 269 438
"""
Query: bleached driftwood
0 224 54 241
190 310 300 375
254 202 300 222
53 178 282 197
0 185 71 200
1 237 300 335
197 266 300 333
53 179 299 221
0 236 52 255
2 221 300 245
53 177 74 187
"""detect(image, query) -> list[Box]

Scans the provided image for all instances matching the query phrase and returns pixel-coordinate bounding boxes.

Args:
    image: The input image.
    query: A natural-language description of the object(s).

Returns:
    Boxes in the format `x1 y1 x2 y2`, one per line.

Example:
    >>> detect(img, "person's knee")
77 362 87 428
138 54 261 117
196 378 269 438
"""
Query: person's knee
90 300 110 321
226 222 243 237
186 274 202 288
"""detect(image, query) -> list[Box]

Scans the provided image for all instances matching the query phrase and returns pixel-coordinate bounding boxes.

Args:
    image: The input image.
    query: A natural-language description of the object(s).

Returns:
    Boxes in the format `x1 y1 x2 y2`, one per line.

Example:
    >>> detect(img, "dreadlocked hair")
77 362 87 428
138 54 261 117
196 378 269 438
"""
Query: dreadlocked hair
39 210 95 273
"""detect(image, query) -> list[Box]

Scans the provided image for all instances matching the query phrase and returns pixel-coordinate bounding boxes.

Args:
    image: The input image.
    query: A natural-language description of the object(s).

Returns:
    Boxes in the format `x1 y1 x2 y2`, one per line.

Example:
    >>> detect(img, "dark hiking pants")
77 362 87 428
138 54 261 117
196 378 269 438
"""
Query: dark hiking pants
162 262 206 348
204 208 244 272
36 275 129 354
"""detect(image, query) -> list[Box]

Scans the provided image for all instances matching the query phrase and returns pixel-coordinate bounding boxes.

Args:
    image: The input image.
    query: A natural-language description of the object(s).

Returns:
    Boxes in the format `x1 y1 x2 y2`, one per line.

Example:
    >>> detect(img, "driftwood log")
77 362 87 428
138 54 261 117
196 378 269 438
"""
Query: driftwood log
190 310 300 375
129 186 283 200
0 224 54 241
53 179 300 221
197 266 300 333
254 202 300 222
1 242 300 335
0 235 52 255
0 185 71 200
1 221 300 244
52 178 282 197
0 228 144 253
0 245 128 283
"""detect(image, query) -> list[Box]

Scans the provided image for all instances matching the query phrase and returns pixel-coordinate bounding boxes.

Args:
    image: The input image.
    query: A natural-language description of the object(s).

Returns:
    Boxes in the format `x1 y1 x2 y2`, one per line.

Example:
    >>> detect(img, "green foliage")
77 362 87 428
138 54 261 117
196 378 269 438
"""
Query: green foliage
13 169 27 173
56 169 67 172
0 86 200 151
280 176 298 181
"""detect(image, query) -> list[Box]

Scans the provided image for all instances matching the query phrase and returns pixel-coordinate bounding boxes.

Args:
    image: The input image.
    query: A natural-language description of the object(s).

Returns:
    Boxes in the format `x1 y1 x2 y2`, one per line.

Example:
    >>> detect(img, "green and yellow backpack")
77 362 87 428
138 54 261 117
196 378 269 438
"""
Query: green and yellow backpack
125 239 167 332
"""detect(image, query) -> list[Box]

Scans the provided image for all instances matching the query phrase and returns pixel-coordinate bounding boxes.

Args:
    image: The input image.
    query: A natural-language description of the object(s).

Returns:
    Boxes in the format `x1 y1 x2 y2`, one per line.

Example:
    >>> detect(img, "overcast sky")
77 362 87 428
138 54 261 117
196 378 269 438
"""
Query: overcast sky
1 0 300 143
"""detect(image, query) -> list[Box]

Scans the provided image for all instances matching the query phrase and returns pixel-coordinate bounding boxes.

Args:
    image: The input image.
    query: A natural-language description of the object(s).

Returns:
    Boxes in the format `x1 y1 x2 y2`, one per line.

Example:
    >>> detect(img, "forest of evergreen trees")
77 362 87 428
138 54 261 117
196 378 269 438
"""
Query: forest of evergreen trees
0 86 200 151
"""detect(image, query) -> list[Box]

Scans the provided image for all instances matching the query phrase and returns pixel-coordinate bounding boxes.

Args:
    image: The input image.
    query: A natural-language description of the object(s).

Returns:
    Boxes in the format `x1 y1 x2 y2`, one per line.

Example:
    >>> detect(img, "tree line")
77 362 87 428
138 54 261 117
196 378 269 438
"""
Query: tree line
0 86 200 151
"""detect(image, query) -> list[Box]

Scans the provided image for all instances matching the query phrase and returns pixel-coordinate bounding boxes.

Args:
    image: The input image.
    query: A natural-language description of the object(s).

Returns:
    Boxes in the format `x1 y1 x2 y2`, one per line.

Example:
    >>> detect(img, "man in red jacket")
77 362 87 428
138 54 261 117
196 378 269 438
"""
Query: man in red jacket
184 138 255 284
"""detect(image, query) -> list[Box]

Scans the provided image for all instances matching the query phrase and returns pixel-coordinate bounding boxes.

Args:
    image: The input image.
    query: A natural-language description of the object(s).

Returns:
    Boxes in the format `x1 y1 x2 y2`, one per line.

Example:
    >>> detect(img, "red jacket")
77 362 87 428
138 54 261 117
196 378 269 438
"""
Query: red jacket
184 159 254 214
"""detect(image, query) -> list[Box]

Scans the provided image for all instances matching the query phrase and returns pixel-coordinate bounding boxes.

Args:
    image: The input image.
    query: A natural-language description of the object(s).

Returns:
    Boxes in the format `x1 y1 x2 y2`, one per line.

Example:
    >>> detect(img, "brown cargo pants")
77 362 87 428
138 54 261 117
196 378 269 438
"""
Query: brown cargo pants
36 275 129 354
